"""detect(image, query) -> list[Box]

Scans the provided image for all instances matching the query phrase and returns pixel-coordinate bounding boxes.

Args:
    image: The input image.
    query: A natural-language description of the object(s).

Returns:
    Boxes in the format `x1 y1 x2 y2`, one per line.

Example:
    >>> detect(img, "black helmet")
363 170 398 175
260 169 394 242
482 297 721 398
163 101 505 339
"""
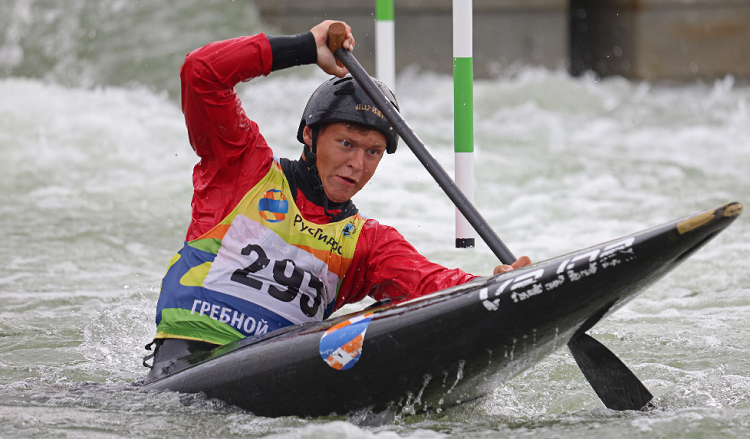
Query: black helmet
297 76 400 154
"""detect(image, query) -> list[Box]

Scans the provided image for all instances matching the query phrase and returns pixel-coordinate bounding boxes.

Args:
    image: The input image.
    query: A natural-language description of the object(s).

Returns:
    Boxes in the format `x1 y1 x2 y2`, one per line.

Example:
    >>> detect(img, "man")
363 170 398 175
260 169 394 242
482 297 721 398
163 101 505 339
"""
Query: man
145 21 529 377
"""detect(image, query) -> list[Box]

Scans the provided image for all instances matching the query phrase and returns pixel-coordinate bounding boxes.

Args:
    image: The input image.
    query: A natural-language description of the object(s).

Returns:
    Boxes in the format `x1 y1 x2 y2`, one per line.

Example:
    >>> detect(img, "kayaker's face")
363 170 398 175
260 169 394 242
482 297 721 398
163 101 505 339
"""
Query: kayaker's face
303 123 387 203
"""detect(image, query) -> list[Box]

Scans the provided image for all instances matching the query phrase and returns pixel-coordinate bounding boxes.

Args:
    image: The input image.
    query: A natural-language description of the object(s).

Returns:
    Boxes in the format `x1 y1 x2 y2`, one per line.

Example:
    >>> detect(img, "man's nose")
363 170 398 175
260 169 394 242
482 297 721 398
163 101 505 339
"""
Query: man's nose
346 148 365 171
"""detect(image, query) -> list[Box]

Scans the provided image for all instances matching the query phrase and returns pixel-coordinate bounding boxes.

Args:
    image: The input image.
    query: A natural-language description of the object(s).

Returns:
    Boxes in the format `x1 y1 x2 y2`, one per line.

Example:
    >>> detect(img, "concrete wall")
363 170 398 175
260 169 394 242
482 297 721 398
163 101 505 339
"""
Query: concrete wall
571 0 750 80
254 0 750 81
253 0 569 78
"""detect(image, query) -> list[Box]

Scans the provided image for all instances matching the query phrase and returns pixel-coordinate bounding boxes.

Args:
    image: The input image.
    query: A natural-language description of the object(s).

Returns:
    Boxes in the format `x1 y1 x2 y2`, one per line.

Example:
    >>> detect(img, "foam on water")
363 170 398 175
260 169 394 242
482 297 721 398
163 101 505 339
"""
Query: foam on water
0 0 271 97
1 22 749 437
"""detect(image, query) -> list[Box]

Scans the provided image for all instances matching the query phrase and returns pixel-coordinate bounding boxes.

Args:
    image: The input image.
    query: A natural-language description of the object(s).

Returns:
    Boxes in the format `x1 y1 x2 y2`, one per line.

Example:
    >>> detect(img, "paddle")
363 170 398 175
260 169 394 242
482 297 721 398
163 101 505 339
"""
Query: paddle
568 334 653 410
327 22 654 411
327 22 516 265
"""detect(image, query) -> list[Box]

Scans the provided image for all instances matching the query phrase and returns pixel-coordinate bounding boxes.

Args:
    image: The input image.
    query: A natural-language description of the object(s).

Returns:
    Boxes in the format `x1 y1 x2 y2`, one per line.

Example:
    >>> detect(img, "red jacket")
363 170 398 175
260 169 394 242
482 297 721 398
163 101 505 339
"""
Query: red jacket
180 34 477 312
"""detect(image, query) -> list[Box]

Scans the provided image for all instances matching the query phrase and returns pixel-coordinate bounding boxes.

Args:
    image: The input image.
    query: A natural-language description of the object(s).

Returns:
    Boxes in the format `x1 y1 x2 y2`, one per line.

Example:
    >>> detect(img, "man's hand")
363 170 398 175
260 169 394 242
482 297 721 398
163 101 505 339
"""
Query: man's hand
310 20 355 78
493 256 532 275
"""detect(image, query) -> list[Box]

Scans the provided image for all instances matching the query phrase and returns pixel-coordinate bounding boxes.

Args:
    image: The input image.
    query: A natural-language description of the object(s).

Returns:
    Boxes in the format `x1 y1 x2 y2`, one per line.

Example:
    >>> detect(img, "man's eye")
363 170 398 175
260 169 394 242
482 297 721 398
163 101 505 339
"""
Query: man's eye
368 149 382 156
341 140 351 148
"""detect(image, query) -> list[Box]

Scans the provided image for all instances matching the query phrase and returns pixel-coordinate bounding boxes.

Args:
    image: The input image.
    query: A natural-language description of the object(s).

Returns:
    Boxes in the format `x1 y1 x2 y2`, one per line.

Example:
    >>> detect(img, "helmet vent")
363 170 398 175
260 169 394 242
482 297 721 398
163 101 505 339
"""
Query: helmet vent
333 77 354 85
334 87 356 96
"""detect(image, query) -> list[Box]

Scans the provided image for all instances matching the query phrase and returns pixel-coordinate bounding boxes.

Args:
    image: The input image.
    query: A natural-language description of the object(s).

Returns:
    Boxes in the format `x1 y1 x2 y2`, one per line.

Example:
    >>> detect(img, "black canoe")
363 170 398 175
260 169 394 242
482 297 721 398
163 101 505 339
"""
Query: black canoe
141 202 743 418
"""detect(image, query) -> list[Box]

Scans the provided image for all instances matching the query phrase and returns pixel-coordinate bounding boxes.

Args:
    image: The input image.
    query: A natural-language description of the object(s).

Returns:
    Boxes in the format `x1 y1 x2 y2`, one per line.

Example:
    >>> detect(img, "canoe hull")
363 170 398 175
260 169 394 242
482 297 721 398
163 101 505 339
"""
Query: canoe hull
141 202 742 417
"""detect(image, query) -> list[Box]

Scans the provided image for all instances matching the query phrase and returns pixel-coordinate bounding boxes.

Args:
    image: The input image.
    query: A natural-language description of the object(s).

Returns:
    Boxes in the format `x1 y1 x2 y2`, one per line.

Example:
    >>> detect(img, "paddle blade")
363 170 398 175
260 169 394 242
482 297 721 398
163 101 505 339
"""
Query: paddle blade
568 333 653 411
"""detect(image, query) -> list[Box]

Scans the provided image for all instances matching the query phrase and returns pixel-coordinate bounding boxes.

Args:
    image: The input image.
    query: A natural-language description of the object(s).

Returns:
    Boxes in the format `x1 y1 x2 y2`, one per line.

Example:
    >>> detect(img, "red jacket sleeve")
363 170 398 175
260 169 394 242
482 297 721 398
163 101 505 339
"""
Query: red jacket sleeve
180 34 477 307
180 34 275 241
336 219 479 309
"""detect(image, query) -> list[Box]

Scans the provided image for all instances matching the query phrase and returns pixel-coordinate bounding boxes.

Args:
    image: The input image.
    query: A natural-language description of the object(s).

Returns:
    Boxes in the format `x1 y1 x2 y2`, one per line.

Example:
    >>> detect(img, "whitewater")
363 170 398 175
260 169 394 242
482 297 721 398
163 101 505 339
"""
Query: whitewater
1 1 749 437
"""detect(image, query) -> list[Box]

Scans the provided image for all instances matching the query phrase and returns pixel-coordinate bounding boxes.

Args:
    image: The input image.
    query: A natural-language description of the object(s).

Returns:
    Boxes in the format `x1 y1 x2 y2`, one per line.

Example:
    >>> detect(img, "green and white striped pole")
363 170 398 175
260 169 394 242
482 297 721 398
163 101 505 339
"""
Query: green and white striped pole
454 0 475 248
375 0 395 91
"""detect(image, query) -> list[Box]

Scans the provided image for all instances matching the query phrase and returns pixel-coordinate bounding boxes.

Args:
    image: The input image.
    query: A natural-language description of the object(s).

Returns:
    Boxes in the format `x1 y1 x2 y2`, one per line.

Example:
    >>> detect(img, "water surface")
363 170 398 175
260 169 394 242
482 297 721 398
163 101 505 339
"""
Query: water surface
1 1 749 437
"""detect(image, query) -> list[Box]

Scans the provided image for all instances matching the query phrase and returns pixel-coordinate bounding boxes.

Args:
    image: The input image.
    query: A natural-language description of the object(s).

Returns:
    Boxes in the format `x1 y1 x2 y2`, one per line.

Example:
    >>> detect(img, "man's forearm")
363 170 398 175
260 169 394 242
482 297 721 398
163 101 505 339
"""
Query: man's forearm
268 32 317 72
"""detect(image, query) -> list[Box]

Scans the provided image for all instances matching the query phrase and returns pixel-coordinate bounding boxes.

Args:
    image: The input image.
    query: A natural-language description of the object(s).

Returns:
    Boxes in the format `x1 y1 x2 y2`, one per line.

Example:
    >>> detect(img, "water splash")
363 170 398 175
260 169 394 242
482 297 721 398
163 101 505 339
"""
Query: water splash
0 39 748 436
78 291 155 383
0 0 270 97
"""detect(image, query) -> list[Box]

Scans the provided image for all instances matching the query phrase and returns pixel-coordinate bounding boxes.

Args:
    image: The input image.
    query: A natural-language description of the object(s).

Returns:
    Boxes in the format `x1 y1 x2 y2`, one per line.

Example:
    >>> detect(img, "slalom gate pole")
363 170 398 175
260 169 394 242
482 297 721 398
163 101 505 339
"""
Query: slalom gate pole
453 0 475 249
375 0 396 91
328 23 517 265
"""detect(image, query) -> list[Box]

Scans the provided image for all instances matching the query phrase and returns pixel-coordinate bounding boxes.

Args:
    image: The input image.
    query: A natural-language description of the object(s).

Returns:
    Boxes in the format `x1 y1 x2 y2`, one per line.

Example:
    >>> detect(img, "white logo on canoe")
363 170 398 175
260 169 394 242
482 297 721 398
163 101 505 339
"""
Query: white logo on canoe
480 237 635 309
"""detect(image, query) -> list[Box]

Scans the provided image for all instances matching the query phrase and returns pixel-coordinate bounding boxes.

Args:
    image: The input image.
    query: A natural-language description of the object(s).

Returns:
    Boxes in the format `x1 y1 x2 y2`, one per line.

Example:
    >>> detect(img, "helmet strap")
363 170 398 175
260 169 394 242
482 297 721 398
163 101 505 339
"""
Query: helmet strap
304 125 323 192
303 126 337 220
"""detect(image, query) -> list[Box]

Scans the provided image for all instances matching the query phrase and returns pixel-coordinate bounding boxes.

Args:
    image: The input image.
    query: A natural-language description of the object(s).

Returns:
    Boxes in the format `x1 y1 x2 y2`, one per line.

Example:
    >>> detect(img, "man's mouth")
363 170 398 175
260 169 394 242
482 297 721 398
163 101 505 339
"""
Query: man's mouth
339 176 356 185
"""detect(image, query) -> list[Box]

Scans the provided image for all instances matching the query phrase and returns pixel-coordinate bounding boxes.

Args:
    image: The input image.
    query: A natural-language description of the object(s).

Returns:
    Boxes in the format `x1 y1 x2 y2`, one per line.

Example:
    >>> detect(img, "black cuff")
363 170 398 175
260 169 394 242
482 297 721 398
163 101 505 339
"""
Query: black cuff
268 32 317 72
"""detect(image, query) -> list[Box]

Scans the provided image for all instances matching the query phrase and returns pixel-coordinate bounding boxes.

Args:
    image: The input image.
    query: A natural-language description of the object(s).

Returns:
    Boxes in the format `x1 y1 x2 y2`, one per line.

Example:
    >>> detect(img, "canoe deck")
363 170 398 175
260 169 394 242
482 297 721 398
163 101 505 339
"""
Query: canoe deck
141 202 742 418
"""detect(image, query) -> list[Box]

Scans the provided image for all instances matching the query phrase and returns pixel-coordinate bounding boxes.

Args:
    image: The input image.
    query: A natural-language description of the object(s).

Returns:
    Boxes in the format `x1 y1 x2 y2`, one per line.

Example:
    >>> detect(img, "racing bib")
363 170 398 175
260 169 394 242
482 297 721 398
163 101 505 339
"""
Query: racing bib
154 160 366 345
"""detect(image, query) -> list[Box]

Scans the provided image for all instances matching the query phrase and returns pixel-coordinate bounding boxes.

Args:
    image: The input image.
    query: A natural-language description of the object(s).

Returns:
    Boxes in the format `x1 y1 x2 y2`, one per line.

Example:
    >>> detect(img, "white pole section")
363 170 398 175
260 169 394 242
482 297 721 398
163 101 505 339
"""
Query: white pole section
453 0 475 248
375 0 396 92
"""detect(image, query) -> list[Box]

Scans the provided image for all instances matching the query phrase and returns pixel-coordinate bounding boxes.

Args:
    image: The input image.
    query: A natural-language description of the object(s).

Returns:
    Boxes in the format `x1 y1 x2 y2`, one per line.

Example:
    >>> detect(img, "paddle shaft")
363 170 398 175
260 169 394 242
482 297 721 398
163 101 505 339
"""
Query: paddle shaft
327 24 517 264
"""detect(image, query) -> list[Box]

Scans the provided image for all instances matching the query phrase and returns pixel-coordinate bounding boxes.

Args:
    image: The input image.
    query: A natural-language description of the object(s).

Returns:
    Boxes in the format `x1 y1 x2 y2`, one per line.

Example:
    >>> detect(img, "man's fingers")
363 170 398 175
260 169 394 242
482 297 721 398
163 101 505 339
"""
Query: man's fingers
493 265 512 275
511 256 531 269
333 66 349 78
343 23 355 50
493 256 532 276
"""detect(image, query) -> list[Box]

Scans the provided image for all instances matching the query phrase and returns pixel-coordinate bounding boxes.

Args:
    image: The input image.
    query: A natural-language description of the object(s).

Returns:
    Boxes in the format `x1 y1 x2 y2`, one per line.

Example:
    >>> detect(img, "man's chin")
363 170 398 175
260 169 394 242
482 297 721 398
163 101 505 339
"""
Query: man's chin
329 195 351 204
325 188 357 204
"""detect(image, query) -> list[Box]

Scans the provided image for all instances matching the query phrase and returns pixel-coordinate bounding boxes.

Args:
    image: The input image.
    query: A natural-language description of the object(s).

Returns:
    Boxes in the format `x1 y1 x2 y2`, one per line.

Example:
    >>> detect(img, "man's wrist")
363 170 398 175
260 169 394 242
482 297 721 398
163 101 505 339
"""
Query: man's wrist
268 32 317 72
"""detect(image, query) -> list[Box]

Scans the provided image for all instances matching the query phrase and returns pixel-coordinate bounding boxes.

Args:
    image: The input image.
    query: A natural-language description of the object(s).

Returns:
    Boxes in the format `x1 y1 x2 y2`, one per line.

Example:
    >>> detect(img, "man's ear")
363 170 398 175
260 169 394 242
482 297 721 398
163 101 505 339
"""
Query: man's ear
302 125 313 147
